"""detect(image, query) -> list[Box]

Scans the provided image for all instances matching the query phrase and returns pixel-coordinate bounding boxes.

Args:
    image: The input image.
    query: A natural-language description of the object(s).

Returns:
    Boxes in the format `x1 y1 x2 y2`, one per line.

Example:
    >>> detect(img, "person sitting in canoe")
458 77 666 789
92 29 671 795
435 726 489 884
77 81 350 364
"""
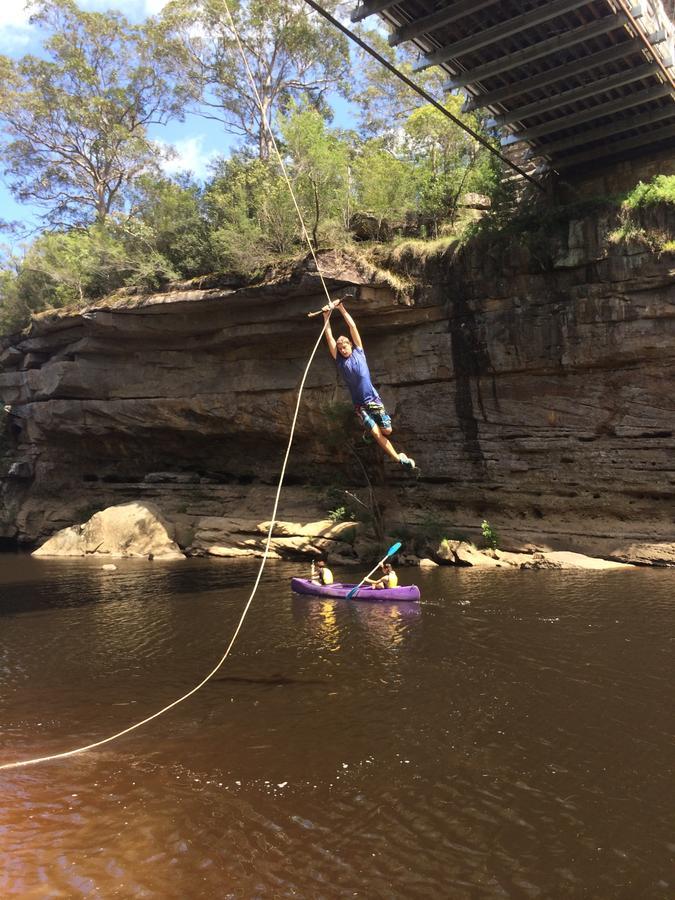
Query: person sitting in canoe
322 300 416 470
311 559 333 585
366 561 398 590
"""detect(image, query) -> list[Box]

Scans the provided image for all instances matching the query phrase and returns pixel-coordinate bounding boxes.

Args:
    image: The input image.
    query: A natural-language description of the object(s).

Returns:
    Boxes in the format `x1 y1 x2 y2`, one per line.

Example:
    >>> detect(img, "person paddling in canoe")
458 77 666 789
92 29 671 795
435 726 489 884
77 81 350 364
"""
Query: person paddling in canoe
366 561 398 590
322 300 416 470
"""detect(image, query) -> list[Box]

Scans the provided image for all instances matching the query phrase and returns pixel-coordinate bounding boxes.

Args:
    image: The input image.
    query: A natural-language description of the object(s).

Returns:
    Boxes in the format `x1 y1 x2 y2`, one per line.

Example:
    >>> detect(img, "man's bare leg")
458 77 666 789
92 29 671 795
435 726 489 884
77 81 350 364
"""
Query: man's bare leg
370 424 416 470
369 424 400 462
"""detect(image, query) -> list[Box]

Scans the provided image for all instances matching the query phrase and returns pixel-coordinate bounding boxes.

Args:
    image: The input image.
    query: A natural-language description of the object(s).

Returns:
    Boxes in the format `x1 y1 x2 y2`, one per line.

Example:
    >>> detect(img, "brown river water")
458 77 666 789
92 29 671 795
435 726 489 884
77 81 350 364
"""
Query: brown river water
0 555 673 898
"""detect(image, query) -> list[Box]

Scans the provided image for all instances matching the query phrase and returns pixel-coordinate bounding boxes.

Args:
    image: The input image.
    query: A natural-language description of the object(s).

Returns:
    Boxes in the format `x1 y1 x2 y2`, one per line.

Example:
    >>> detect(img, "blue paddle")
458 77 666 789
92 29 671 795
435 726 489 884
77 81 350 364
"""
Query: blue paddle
346 542 402 599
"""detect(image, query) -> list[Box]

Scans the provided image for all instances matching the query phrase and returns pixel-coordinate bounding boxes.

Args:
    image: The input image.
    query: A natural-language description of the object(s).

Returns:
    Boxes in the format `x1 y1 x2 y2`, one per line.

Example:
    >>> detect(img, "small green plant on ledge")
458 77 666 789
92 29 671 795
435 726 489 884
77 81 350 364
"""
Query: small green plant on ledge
328 505 354 523
622 174 675 209
608 175 675 251
481 519 499 550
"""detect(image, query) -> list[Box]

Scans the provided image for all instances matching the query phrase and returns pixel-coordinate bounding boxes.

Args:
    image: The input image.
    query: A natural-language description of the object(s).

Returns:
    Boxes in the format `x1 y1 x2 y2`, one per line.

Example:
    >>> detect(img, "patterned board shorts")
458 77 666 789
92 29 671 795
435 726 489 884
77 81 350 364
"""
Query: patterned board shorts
355 401 392 433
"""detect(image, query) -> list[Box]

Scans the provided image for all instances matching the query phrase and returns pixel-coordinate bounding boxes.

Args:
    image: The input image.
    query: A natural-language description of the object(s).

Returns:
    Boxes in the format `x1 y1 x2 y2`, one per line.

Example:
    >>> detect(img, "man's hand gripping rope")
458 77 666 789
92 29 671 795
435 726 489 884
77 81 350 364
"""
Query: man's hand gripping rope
307 298 342 318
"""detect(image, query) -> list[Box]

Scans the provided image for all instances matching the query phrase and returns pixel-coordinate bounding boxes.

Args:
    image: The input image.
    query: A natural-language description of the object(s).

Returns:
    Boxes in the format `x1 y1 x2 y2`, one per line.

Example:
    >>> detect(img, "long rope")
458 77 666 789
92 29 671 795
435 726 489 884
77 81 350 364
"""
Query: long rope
0 0 336 772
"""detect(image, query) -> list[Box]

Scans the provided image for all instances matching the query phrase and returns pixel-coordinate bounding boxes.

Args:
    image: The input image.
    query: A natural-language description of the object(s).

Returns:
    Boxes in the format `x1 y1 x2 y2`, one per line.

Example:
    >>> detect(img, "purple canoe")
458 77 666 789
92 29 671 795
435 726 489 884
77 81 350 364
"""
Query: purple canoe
291 577 420 603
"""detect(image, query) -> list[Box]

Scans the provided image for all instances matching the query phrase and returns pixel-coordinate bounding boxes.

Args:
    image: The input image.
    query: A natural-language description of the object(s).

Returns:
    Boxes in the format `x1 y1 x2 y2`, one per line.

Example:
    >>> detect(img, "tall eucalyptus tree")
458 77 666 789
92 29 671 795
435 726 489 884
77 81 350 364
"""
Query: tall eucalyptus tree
160 0 352 160
0 0 191 227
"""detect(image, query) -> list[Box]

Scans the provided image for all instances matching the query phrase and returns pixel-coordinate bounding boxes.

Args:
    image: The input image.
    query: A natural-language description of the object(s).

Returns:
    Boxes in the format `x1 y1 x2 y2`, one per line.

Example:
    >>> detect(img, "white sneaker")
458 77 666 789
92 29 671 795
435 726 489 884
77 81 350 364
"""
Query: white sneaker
398 452 416 469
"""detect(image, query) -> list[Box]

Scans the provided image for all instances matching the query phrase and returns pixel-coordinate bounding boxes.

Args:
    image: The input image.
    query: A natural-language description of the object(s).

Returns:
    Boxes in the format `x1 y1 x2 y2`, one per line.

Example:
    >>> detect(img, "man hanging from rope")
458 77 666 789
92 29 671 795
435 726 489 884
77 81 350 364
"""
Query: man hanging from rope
322 299 416 471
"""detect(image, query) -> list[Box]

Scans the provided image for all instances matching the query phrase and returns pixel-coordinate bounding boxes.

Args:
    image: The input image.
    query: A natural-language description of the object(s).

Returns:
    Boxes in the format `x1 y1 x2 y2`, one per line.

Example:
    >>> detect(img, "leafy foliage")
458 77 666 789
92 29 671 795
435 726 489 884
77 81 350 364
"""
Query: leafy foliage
352 29 446 140
608 175 675 250
403 98 494 234
130 174 214 277
480 519 499 550
622 175 675 209
160 0 351 160
352 140 417 237
0 0 552 334
0 0 190 227
327 505 355 523
280 105 350 247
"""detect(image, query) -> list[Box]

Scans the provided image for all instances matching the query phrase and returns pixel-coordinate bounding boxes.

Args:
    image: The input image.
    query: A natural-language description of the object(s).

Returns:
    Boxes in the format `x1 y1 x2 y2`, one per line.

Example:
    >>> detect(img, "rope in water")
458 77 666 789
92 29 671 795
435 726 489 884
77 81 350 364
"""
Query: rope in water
0 0 337 772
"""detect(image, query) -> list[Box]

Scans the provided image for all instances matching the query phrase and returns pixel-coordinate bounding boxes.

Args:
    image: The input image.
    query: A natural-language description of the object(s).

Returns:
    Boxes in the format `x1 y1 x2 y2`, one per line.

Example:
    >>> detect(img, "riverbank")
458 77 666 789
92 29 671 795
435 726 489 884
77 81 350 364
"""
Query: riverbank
24 499 669 569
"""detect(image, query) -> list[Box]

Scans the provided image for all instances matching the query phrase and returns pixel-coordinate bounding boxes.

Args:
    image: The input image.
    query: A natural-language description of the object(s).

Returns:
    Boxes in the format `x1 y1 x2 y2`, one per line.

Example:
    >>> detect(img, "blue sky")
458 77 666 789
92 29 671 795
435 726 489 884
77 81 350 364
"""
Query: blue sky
0 0 360 235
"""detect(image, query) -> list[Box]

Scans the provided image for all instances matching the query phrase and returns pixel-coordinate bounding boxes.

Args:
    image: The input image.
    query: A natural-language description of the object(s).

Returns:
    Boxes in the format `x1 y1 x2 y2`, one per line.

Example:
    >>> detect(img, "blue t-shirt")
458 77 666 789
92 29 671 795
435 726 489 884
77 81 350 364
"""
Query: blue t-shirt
336 346 381 406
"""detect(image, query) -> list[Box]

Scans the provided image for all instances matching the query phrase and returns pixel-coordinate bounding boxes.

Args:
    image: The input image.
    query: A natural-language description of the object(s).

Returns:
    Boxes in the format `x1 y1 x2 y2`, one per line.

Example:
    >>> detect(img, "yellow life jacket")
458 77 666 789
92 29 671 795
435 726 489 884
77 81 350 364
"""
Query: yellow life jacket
321 567 334 585
387 570 398 588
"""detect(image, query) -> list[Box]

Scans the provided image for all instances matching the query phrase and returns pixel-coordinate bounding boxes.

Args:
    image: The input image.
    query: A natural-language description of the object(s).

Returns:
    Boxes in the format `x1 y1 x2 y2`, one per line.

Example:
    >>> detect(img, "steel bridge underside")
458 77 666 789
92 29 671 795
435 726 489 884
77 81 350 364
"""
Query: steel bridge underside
352 0 675 174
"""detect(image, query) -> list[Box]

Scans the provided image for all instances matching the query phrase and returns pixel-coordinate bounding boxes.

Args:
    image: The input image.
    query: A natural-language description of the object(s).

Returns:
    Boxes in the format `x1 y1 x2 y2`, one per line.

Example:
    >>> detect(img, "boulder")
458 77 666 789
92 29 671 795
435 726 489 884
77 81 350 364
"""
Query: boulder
190 516 359 559
33 502 184 559
609 542 675 567
535 551 632 570
519 552 563 570
436 539 501 567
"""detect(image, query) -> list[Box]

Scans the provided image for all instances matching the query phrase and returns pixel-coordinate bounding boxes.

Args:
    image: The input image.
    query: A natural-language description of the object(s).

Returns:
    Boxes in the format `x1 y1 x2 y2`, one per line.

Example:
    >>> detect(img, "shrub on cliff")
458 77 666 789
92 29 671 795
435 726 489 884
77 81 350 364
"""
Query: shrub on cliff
0 267 29 335
623 175 675 209
609 174 675 251
130 174 216 278
1 223 177 328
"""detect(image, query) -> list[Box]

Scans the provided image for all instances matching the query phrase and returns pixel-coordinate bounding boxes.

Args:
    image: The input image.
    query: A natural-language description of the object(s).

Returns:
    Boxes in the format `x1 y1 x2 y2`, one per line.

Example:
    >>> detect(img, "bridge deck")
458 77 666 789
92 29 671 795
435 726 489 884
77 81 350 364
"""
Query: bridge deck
352 0 675 173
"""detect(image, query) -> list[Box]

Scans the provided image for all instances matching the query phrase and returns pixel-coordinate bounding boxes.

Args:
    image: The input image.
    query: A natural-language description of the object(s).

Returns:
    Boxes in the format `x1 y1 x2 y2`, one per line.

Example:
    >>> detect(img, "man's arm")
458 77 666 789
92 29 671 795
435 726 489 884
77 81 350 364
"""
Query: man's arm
338 303 363 349
322 308 337 359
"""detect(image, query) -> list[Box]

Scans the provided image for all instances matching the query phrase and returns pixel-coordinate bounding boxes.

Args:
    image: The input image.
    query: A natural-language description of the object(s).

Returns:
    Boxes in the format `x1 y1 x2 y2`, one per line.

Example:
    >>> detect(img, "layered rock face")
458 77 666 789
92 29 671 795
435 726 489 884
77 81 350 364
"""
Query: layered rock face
1 206 674 563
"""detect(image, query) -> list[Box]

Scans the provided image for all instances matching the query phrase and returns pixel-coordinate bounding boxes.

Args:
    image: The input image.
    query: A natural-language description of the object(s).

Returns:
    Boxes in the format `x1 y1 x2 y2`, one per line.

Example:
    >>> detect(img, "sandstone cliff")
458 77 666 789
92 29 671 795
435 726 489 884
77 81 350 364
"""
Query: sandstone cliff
1 203 673 564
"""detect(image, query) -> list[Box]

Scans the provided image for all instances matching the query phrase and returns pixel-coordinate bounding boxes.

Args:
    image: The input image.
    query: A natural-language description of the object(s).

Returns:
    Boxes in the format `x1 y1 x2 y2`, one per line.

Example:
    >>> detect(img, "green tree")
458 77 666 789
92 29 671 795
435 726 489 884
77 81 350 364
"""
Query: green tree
280 105 350 247
16 225 175 308
204 154 294 272
0 263 29 335
404 99 489 233
0 0 190 226
130 174 214 277
353 29 447 142
352 140 417 237
161 0 351 160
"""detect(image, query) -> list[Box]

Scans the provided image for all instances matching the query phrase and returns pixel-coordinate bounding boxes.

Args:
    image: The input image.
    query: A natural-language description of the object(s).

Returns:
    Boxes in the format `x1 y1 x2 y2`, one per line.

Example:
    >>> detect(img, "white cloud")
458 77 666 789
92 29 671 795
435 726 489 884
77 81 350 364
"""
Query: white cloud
79 0 172 16
141 0 171 15
0 0 32 29
157 135 219 180
0 0 171 49
0 0 35 48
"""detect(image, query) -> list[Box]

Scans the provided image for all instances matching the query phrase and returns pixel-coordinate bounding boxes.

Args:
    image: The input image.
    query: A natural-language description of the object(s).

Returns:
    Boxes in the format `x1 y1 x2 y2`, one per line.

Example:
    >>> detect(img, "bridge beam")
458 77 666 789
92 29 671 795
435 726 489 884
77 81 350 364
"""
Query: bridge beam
462 39 644 113
525 105 675 158
493 63 661 126
415 0 592 71
351 0 401 23
551 120 675 168
502 83 675 144
444 16 629 90
389 0 500 47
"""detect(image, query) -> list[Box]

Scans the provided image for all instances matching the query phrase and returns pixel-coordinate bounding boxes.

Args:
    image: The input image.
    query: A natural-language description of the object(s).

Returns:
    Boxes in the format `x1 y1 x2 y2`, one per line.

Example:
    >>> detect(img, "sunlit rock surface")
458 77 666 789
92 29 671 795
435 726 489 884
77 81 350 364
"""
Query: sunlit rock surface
1 209 674 565
32 501 184 559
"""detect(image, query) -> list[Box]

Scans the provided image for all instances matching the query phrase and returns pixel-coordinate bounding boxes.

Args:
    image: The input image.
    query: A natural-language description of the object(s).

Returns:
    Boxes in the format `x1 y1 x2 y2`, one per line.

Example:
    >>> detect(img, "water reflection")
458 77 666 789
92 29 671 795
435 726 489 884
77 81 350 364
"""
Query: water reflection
351 600 421 649
291 593 421 656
